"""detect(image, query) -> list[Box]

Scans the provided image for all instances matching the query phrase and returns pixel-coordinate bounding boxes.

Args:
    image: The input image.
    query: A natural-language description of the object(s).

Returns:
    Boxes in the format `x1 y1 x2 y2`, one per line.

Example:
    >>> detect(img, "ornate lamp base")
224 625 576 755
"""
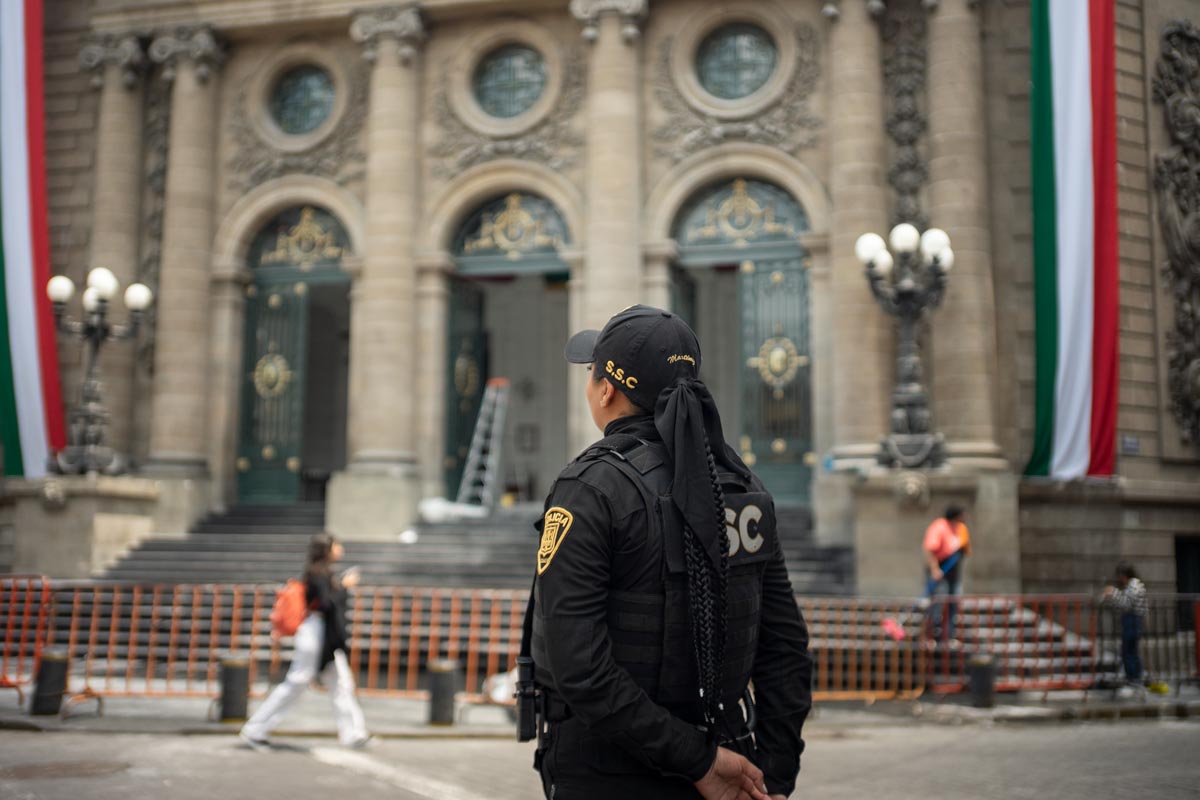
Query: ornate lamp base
49 445 125 476
878 433 945 470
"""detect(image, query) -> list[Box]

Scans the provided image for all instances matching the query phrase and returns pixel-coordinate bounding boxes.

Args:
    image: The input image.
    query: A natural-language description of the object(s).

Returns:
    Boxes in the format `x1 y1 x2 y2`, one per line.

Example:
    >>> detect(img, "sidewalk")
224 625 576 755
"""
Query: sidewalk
2 685 1197 738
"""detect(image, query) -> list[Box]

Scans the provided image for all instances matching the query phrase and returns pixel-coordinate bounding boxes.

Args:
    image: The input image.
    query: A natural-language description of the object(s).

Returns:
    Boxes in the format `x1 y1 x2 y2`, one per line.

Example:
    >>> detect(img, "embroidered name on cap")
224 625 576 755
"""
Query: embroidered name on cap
537 507 574 574
604 360 639 389
667 354 696 366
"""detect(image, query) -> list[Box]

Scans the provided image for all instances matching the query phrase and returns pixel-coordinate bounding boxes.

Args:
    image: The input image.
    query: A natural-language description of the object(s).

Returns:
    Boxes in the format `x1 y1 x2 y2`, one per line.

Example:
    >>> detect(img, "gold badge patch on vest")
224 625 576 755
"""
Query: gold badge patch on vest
537 507 574 575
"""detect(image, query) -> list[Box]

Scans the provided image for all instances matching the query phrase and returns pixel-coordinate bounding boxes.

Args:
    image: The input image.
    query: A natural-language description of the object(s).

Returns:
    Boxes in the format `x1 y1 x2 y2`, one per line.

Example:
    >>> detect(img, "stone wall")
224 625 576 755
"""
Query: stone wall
43 1 98 432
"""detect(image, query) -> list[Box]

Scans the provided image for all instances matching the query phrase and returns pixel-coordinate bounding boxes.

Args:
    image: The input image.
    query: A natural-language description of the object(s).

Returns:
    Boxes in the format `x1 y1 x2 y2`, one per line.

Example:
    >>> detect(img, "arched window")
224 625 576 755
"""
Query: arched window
248 206 349 272
452 192 569 274
673 178 808 255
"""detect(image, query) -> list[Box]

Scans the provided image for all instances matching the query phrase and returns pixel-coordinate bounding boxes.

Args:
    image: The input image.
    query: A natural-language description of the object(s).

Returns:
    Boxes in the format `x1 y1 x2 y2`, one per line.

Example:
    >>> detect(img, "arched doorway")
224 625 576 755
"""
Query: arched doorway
445 192 571 501
237 205 352 504
671 178 813 505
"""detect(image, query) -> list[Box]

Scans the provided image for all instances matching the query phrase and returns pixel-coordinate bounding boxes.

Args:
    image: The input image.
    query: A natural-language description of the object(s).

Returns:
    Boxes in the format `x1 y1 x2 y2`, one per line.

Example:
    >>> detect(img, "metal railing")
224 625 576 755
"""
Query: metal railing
922 594 1200 695
3 576 1197 710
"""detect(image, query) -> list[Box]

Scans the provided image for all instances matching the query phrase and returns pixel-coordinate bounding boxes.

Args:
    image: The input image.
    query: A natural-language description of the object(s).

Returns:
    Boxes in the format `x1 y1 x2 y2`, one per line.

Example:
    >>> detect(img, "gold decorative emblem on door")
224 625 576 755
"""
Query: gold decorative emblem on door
254 352 293 398
747 336 808 400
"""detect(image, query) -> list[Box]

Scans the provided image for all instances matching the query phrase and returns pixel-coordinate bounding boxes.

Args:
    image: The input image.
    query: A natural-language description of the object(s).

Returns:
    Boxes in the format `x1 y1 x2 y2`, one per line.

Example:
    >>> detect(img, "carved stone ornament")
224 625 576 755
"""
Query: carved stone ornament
569 0 648 43
350 6 426 64
136 68 172 373
79 34 146 89
653 25 822 163
148 26 225 83
883 4 928 228
430 51 584 178
1152 20 1200 445
227 64 367 191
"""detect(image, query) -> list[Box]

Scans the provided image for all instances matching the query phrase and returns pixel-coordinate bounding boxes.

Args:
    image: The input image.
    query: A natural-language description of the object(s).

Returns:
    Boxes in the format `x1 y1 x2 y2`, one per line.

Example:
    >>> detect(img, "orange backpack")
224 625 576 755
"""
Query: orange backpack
270 579 308 637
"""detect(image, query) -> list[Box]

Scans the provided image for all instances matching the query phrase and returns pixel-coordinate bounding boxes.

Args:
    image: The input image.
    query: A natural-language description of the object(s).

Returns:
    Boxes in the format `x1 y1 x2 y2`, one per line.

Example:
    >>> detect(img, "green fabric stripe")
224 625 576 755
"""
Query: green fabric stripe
1026 0 1058 477
0 186 27 476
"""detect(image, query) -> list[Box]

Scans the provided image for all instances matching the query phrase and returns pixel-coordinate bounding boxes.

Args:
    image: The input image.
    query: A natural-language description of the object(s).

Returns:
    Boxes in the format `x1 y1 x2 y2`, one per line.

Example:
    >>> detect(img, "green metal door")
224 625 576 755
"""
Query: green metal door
738 257 812 505
237 282 309 504
444 279 488 496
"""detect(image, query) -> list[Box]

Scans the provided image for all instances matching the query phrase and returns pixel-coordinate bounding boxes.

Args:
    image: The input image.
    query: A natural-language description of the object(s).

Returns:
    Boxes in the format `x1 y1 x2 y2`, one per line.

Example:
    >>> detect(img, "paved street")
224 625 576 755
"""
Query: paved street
2 718 1197 800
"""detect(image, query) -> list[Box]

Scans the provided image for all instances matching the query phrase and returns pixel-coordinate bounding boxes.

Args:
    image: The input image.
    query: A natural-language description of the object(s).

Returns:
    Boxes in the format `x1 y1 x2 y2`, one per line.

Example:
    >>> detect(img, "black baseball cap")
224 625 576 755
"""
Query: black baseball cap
564 305 701 410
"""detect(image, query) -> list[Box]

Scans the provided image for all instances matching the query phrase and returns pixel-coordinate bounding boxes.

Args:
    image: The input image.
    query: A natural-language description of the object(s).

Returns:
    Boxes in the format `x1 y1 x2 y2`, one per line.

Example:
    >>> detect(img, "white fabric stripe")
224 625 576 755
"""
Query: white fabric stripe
1048 0 1094 480
1 0 49 478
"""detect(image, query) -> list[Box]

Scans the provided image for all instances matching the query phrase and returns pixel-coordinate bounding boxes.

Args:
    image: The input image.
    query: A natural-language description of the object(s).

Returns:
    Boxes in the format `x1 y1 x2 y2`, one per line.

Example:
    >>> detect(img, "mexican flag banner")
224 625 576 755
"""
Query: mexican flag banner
1 0 65 478
1026 0 1118 479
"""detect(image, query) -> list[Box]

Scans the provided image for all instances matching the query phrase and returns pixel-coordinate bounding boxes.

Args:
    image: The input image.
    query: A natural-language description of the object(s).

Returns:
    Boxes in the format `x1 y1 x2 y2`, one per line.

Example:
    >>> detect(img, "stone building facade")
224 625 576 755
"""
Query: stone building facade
10 0 1200 596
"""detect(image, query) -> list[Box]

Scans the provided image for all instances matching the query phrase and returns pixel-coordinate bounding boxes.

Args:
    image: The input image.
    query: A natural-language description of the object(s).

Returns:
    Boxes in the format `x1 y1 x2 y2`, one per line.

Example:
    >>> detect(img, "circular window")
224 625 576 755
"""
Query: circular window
269 65 336 135
695 24 778 101
473 45 548 119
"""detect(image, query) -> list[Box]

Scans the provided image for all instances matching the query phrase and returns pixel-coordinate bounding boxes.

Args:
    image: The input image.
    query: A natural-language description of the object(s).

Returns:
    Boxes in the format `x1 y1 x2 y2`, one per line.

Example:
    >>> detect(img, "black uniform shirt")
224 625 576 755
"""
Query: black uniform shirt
533 415 811 793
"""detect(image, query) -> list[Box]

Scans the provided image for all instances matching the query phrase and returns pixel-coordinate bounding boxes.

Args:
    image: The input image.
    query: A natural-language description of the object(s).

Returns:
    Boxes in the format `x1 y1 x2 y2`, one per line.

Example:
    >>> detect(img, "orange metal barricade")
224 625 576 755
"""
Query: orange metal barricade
0 575 52 706
10 577 1193 708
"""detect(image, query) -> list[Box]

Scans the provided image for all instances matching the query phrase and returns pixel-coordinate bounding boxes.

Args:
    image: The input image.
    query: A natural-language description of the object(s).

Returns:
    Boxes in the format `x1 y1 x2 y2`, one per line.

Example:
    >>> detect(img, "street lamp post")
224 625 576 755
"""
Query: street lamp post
854 223 954 469
45 268 154 475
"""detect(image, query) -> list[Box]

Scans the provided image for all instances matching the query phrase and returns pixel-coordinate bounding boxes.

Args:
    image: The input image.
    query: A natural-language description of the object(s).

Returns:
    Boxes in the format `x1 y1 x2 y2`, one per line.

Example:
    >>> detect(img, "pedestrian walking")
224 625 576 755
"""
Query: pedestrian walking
521 305 812 800
923 506 969 643
240 532 370 749
1101 562 1148 686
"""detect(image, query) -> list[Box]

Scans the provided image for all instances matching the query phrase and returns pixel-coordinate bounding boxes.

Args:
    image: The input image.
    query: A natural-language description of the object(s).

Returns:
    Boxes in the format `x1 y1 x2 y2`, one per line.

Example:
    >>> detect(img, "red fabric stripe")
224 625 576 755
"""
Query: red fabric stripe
1088 0 1118 476
24 0 65 449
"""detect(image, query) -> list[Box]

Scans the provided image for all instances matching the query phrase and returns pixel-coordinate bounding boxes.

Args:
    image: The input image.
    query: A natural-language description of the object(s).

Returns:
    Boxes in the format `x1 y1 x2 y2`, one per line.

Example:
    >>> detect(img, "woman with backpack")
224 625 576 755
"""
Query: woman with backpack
240 532 370 749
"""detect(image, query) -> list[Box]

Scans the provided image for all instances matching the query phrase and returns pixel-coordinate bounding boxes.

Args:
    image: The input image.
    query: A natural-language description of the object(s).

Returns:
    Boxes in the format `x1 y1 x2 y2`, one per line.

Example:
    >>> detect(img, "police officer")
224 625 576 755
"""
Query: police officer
526 305 812 800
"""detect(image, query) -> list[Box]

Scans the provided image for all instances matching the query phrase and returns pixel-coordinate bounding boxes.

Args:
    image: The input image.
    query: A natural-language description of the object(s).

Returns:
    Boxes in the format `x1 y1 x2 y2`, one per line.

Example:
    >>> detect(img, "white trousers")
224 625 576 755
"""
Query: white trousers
241 613 368 746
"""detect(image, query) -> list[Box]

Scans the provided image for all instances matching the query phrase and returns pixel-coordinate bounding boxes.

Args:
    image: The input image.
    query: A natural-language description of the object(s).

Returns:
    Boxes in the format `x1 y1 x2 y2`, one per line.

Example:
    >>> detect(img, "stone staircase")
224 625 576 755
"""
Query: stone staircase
102 503 855 594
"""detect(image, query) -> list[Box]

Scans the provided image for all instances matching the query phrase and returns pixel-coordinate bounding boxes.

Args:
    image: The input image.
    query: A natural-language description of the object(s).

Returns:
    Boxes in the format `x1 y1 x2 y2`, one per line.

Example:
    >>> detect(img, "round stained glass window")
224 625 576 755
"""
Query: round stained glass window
696 24 778 101
269 65 336 135
473 45 547 119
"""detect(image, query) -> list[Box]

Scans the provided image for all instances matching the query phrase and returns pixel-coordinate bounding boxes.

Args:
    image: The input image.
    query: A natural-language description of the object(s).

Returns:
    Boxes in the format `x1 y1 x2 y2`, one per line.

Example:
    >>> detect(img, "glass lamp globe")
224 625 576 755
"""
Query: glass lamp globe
81 287 101 312
124 283 154 312
86 267 119 301
920 228 951 262
854 232 886 265
871 249 894 278
46 275 75 304
889 223 920 254
936 248 955 272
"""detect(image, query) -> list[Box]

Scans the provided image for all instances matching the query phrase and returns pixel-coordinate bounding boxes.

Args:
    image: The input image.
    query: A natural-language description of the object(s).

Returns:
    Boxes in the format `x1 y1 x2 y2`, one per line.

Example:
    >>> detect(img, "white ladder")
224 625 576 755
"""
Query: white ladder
455 377 511 508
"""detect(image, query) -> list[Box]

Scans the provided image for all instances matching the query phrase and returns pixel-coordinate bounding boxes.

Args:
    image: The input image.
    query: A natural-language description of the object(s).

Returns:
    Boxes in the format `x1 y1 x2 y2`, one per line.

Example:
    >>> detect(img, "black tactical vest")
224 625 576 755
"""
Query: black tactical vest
534 434 778 727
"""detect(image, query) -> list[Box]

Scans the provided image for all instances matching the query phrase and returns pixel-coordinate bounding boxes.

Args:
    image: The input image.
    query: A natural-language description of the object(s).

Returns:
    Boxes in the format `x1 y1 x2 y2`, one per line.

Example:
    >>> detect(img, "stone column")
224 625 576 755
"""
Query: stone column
78 34 146 461
328 6 425 539
415 255 452 499
570 0 646 329
925 0 1004 467
641 242 676 311
145 27 223 475
827 1 891 468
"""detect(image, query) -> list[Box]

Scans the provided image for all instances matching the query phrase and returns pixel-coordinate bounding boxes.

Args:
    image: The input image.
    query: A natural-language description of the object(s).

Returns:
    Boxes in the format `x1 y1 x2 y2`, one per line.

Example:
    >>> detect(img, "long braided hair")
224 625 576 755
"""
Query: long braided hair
681 432 730 728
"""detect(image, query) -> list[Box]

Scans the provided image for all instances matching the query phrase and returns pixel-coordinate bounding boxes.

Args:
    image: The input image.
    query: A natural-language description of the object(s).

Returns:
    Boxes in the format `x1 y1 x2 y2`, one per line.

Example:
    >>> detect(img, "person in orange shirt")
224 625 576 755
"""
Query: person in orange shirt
923 506 969 642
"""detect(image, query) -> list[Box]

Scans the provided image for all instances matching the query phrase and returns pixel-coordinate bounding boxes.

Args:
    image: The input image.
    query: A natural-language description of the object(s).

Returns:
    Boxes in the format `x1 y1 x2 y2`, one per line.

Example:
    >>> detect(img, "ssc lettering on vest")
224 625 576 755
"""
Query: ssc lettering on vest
605 360 639 389
724 504 765 557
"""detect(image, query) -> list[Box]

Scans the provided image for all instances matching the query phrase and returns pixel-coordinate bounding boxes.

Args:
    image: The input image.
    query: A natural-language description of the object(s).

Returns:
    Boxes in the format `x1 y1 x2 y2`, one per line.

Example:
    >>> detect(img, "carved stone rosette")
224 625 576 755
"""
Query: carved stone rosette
882 4 928 228
349 5 426 64
79 34 146 89
429 53 585 178
226 67 368 191
1152 20 1200 445
652 25 822 163
569 0 648 42
148 25 225 83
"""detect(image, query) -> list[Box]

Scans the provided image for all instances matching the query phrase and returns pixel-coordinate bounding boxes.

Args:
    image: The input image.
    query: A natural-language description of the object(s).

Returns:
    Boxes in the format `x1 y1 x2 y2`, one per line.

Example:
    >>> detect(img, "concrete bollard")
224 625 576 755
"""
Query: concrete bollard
219 653 251 722
967 653 997 709
428 658 459 726
30 647 69 716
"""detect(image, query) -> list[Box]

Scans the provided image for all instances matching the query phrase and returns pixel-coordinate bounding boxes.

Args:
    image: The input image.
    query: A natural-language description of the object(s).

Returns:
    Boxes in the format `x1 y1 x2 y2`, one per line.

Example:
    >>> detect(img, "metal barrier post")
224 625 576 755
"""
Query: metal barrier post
967 653 996 708
219 654 251 722
30 647 69 716
428 658 458 725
